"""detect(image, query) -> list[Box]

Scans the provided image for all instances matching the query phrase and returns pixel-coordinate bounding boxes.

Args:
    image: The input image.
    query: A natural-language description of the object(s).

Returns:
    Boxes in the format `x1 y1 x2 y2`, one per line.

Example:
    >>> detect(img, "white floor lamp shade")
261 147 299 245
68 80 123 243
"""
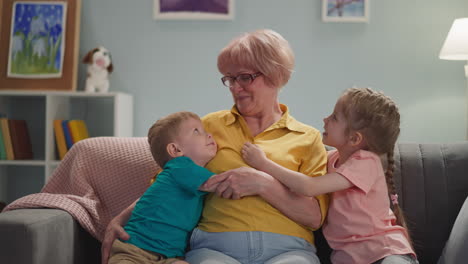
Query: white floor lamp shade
439 18 468 139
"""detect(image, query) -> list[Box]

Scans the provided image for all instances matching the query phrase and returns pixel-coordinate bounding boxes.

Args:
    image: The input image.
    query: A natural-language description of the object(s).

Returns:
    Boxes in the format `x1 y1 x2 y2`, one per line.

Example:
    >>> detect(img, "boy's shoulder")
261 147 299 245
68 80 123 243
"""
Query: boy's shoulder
164 156 197 170
164 157 213 176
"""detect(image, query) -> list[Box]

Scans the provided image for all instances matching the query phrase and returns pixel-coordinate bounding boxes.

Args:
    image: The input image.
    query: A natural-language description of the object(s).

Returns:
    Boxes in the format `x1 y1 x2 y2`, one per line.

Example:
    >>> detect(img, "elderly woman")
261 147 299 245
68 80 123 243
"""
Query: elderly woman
101 29 328 264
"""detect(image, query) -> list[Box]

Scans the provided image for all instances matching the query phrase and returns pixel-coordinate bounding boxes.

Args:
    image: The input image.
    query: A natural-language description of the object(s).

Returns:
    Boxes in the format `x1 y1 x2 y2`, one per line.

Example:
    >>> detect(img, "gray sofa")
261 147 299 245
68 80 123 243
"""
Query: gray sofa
0 139 467 264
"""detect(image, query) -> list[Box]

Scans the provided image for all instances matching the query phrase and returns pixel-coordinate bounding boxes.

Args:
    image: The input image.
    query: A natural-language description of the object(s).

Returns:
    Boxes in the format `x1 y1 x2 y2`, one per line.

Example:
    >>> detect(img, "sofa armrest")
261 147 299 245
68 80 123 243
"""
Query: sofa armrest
0 209 100 264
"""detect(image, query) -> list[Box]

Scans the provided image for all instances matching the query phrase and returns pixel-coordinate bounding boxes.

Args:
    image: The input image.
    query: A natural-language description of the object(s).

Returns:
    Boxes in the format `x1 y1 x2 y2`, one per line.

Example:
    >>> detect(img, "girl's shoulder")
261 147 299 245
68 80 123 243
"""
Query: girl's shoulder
326 150 380 162
352 149 380 160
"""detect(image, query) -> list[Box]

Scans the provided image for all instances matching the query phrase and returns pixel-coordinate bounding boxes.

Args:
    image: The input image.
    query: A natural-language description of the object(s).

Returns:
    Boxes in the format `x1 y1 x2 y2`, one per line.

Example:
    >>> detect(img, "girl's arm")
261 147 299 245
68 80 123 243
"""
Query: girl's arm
201 167 323 228
242 142 353 196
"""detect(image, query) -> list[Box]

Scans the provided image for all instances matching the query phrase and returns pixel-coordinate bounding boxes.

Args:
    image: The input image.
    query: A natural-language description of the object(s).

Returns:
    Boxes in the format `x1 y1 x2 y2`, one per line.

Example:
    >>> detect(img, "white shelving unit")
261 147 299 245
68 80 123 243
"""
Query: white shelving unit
0 90 133 203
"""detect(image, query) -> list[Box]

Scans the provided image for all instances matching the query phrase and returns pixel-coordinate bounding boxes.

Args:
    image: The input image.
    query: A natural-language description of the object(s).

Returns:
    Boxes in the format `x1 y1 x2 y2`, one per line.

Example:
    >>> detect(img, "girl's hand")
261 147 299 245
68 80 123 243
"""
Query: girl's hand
241 142 268 170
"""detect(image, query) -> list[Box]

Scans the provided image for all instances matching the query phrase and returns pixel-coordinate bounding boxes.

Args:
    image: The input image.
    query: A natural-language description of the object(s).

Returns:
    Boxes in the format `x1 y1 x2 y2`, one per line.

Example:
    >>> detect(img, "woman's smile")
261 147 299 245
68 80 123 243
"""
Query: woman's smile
235 94 251 100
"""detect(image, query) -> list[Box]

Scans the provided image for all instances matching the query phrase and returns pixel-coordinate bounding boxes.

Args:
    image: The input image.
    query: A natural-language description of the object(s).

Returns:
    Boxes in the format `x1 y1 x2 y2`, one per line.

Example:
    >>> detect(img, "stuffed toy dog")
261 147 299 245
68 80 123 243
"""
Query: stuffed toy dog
82 46 113 93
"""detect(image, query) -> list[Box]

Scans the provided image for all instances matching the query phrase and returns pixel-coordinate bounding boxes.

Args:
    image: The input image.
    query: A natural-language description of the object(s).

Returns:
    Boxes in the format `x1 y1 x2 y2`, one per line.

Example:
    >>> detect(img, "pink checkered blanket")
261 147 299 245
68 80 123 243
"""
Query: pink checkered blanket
3 137 159 241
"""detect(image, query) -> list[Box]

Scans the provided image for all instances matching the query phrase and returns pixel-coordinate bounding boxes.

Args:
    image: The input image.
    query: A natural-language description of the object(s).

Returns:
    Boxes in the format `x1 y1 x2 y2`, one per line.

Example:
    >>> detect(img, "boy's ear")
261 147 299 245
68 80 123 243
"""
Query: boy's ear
167 143 183 158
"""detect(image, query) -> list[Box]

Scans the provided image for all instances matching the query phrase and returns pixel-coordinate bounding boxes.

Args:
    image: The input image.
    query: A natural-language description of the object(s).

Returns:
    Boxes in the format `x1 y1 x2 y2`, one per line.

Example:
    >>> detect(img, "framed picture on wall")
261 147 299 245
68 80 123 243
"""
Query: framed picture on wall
154 0 234 20
0 0 81 91
322 0 369 23
8 1 67 78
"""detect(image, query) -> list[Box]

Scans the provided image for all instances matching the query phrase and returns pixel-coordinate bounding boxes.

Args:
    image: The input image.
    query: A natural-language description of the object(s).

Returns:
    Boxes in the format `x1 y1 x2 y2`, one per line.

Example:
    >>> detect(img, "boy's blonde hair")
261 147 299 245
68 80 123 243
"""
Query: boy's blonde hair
340 88 410 235
217 29 295 88
147 111 200 168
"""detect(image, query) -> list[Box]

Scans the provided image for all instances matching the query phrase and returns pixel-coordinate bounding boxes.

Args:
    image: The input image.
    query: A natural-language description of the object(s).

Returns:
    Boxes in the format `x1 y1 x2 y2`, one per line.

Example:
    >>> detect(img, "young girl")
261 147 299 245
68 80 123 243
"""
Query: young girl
242 87 418 264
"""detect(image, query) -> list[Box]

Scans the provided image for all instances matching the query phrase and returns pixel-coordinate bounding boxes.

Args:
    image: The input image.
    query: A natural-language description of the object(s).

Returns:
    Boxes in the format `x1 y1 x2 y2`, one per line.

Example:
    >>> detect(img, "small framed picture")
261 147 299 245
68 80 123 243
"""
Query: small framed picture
322 0 369 23
8 1 68 78
0 0 81 91
154 0 234 20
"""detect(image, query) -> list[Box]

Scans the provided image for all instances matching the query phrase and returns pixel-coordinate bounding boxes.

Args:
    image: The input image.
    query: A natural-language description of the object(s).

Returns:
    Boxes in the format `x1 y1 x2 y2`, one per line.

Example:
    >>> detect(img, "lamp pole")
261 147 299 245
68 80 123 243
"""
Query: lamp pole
466 61 468 140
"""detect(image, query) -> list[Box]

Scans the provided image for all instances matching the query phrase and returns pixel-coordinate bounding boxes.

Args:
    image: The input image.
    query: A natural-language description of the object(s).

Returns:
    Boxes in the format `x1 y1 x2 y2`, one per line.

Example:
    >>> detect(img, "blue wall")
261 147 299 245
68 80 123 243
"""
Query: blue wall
79 0 468 143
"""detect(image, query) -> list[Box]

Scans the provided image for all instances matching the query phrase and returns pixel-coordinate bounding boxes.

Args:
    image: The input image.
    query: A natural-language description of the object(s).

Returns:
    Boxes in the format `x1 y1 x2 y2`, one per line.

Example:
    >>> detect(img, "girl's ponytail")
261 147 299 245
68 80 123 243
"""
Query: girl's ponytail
385 150 406 228
385 149 414 248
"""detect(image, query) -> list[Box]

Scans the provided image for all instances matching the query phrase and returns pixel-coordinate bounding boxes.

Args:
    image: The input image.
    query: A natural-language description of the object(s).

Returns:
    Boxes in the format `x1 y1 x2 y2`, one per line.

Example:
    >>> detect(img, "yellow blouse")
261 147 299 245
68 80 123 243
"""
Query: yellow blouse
198 104 328 244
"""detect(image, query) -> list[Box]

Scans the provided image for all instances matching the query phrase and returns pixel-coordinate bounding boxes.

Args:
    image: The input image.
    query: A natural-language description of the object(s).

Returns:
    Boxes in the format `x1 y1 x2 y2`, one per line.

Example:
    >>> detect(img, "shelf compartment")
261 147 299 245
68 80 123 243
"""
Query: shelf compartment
0 91 133 204
0 166 45 204
0 95 46 161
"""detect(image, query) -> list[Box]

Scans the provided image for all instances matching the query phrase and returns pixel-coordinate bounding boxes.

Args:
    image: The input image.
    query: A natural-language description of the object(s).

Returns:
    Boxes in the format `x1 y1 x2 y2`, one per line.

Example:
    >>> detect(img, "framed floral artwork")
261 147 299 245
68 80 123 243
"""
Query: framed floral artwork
8 2 67 78
322 0 369 23
0 0 81 91
154 0 234 20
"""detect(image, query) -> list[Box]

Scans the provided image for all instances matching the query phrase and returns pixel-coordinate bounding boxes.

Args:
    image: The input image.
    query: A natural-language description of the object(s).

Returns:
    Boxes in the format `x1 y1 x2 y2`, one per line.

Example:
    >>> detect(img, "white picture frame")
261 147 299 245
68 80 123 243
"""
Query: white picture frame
322 0 369 23
154 0 234 20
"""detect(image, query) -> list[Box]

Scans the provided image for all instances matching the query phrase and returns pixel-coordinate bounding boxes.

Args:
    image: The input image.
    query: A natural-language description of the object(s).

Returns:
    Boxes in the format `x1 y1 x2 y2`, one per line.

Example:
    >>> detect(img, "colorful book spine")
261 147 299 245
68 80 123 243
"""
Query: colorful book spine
62 120 74 150
54 120 68 160
0 118 14 160
0 125 6 160
8 119 33 160
68 120 89 144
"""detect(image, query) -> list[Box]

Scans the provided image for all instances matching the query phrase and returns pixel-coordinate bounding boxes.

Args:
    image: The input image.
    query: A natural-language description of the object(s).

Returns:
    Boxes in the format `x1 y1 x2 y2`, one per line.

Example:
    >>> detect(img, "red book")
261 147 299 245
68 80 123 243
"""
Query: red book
8 119 33 160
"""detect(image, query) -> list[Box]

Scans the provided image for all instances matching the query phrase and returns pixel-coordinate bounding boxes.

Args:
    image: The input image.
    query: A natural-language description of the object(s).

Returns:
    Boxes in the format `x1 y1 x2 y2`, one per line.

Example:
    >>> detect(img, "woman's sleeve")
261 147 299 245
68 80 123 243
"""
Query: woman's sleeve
300 131 329 229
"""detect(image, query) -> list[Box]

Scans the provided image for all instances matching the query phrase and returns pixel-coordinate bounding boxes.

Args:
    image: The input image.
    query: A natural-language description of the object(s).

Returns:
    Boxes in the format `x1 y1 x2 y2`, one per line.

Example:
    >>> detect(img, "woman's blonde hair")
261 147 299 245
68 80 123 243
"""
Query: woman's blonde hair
340 88 410 235
147 111 200 167
217 29 295 88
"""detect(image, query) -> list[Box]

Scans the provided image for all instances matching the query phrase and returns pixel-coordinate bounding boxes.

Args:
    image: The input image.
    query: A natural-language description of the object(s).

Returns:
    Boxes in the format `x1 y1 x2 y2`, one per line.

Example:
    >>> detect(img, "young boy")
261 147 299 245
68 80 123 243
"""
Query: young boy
108 111 217 264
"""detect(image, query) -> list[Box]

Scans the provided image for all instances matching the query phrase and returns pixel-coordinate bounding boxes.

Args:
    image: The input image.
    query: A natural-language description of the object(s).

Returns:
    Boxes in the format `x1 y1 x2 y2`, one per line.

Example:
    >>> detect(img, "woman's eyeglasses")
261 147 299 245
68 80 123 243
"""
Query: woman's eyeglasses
221 72 262 87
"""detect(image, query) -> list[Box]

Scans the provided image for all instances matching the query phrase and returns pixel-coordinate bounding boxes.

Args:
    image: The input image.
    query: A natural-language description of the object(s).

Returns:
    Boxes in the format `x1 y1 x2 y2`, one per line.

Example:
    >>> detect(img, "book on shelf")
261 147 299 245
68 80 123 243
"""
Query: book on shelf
55 120 90 159
62 120 74 150
0 125 6 160
53 120 68 160
0 118 14 160
8 119 33 160
0 114 5 160
68 120 89 144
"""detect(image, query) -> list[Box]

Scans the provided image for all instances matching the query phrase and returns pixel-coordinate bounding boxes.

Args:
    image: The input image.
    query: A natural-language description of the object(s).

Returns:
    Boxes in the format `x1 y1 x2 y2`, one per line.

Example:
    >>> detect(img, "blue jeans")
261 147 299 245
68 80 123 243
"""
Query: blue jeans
373 254 419 264
185 228 320 264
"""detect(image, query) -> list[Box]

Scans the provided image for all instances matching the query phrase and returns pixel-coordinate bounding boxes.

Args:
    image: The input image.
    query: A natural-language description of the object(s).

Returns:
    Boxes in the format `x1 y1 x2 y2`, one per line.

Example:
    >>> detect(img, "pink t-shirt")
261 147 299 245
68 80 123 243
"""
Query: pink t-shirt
323 150 415 264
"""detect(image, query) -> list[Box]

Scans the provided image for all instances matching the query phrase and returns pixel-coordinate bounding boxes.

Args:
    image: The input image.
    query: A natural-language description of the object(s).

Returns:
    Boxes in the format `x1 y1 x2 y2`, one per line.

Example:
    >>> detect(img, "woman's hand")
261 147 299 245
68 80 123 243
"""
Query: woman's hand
201 167 272 199
241 142 269 170
101 201 136 264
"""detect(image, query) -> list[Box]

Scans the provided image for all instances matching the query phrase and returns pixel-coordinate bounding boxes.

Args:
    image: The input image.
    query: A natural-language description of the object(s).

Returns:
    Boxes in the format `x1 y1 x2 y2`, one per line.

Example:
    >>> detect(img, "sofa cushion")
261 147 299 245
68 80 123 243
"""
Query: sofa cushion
438 196 468 264
393 143 468 263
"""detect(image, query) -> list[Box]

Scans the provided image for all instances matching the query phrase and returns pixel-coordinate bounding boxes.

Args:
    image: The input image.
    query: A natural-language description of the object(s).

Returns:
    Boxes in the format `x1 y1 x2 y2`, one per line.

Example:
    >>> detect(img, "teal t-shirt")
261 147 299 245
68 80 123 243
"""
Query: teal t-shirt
124 156 214 257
